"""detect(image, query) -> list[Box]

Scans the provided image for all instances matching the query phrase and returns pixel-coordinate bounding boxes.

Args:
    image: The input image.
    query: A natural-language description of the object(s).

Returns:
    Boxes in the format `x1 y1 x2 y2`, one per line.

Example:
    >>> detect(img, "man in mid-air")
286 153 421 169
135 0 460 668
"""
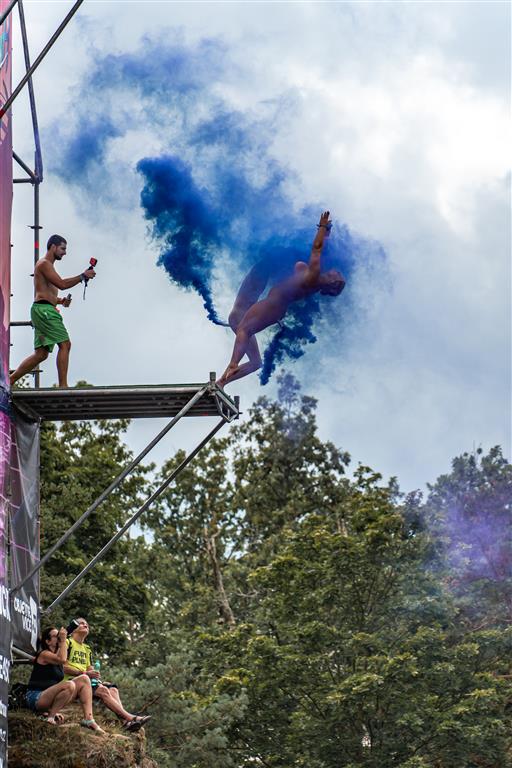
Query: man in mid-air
10 235 96 388
219 211 345 387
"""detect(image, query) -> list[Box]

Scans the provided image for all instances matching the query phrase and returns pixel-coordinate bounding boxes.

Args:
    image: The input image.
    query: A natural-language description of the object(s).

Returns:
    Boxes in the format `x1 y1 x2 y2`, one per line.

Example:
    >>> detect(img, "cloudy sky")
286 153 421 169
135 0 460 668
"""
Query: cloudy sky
8 0 511 493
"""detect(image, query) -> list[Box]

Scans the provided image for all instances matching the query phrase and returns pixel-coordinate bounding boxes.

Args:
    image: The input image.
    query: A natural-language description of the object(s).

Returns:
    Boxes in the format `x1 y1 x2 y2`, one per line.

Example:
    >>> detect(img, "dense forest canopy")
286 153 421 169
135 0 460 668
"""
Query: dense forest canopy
34 374 512 767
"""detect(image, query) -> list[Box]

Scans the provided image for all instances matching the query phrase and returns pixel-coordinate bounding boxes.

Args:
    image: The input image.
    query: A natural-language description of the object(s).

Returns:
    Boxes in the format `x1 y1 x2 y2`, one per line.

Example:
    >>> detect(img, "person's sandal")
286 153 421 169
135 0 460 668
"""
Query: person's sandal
42 715 58 725
133 715 152 727
123 718 143 733
80 719 105 734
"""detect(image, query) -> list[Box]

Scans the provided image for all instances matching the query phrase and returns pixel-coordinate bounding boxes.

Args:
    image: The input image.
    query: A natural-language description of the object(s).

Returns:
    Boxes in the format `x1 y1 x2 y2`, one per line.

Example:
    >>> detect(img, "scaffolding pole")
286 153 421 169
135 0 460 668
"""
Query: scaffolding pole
18 0 43 180
10 383 211 595
0 0 84 119
45 418 227 614
0 0 17 28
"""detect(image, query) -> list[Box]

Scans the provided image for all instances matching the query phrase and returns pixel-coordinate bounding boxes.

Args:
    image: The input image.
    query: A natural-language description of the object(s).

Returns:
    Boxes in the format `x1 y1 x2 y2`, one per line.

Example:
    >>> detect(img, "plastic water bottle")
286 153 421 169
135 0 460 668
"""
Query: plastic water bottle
91 659 101 688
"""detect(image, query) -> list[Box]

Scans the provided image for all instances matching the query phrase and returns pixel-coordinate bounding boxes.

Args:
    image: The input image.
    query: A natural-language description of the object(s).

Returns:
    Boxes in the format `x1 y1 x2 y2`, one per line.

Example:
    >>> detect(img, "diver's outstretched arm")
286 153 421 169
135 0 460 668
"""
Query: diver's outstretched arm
306 210 331 285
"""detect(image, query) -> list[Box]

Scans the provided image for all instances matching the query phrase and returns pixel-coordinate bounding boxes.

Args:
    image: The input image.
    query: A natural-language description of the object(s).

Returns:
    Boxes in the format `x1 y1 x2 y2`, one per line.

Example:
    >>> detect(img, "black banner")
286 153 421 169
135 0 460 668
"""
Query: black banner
0 396 11 768
9 406 40 655
1 1 13 761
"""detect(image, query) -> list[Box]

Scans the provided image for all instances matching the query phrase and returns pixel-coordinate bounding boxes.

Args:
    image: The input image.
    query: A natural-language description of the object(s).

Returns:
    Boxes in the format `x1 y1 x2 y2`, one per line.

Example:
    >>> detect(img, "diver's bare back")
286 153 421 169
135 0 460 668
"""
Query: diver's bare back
34 259 60 305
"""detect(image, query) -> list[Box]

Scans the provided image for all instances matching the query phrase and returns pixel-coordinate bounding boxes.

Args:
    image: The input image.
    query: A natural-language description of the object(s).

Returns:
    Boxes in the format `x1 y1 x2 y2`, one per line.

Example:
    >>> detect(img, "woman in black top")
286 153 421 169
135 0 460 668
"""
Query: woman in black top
27 626 104 731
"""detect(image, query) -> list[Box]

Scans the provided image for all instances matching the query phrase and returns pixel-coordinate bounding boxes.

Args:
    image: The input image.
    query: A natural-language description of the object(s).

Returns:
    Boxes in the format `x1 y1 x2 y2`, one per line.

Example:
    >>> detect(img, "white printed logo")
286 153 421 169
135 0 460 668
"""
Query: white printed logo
0 587 9 622
29 596 38 651
13 595 39 648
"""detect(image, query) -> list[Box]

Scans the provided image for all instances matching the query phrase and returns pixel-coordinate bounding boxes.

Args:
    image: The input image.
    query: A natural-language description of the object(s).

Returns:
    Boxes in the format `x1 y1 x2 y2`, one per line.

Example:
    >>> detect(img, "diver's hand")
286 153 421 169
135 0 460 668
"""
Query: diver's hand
318 210 331 229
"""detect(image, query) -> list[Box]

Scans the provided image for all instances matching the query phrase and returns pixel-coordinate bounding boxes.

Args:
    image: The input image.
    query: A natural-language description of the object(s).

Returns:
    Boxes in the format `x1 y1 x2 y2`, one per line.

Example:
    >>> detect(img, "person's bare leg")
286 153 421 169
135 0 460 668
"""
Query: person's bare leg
107 687 135 718
37 680 76 719
108 687 152 726
227 308 244 333
219 292 283 386
73 675 105 732
108 688 122 706
56 340 71 388
10 347 48 386
73 675 94 720
94 685 134 722
219 316 267 384
219 336 262 386
219 336 249 384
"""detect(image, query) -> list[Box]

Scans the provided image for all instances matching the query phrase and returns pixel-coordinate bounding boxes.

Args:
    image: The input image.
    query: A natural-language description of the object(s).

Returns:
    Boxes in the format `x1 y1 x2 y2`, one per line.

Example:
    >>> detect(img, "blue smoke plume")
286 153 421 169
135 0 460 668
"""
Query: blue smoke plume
137 155 224 324
48 34 389 384
61 116 122 179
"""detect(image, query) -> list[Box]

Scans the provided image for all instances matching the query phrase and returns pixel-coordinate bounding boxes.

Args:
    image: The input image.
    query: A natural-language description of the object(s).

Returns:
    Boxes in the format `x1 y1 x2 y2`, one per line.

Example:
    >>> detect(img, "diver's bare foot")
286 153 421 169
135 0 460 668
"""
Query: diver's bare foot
218 364 239 387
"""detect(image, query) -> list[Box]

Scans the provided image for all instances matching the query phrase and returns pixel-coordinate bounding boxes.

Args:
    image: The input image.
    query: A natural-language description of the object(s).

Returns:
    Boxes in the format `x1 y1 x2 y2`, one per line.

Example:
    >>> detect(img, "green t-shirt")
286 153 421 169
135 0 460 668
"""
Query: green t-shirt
65 637 92 680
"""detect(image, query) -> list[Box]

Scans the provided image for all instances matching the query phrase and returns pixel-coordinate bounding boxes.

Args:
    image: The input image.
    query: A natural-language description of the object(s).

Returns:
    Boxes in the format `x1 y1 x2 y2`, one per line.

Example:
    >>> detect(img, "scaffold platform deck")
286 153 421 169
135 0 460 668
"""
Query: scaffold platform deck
12 379 239 422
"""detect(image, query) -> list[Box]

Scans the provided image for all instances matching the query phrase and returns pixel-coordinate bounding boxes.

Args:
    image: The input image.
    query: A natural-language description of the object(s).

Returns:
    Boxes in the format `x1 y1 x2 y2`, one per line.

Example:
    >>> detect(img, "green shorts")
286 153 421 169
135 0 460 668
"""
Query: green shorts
31 302 70 352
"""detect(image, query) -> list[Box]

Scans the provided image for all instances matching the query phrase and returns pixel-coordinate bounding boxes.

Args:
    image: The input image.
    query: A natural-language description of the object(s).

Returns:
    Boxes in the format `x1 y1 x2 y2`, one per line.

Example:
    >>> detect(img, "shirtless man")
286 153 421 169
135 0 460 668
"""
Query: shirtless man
219 211 345 387
9 235 96 388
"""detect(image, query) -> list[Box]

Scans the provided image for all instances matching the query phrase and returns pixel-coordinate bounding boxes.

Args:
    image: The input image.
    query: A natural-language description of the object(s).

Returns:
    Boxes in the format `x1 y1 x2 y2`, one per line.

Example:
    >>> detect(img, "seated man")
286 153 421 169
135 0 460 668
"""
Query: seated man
64 617 150 732
219 211 345 387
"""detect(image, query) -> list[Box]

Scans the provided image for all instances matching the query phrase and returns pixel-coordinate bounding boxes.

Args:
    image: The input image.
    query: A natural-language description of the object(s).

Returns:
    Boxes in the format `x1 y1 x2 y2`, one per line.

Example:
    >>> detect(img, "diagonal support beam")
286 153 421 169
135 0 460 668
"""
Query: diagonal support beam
0 0 18 28
10 384 209 596
13 150 36 180
44 418 227 614
0 0 84 119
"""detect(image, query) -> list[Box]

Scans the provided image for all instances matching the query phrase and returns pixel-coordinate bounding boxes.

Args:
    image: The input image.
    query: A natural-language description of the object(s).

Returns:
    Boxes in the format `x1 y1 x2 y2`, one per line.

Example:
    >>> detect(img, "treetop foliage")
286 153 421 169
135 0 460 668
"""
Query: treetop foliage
31 374 511 767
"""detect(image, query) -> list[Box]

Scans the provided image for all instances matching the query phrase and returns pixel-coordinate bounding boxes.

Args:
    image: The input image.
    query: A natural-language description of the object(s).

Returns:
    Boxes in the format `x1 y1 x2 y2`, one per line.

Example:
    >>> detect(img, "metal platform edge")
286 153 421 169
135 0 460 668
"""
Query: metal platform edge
11 377 240 423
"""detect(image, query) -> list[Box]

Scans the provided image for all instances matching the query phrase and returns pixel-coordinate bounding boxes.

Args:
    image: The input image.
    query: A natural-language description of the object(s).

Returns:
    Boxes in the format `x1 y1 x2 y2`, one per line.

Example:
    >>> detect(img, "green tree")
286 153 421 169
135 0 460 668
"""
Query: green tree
31 376 512 768
108 650 248 768
139 371 352 653
424 446 512 628
230 372 351 549
207 473 512 767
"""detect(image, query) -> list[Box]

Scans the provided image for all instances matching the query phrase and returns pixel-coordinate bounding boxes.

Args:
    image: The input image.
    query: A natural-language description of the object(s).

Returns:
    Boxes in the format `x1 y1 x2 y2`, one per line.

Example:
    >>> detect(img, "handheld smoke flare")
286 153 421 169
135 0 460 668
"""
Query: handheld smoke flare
82 257 98 300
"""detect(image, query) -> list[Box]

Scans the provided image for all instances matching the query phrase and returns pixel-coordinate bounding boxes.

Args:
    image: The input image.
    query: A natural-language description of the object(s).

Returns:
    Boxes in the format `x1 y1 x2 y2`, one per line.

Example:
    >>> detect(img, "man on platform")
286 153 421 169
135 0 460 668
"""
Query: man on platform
64 617 151 732
9 235 96 388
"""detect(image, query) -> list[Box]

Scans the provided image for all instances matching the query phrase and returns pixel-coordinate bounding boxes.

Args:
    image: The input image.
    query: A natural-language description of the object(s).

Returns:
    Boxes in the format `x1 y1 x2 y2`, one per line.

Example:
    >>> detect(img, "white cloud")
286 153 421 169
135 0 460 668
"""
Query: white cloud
8 1 510 491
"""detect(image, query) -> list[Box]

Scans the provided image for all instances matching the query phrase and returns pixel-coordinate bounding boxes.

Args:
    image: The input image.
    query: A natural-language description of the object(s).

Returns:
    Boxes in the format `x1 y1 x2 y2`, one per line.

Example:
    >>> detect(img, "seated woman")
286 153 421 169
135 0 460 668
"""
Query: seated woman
26 625 104 732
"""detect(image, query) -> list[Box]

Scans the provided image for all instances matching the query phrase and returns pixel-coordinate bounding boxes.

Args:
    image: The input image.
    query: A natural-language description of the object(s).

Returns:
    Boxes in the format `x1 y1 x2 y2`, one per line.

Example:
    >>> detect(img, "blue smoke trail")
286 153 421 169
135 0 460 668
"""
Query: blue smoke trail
137 155 224 324
260 297 319 385
47 35 389 384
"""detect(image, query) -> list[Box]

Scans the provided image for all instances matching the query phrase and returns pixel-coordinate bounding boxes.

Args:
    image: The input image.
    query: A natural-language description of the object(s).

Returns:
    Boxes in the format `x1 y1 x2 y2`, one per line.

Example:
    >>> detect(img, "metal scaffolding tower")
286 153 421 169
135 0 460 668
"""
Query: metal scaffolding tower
2 1 242 666
10 374 240 621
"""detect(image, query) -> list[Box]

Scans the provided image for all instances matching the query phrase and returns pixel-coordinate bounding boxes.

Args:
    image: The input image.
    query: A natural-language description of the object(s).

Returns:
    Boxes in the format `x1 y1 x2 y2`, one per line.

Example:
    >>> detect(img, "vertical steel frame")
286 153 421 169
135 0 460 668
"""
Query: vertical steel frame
6 1 85 388
4 0 243 638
